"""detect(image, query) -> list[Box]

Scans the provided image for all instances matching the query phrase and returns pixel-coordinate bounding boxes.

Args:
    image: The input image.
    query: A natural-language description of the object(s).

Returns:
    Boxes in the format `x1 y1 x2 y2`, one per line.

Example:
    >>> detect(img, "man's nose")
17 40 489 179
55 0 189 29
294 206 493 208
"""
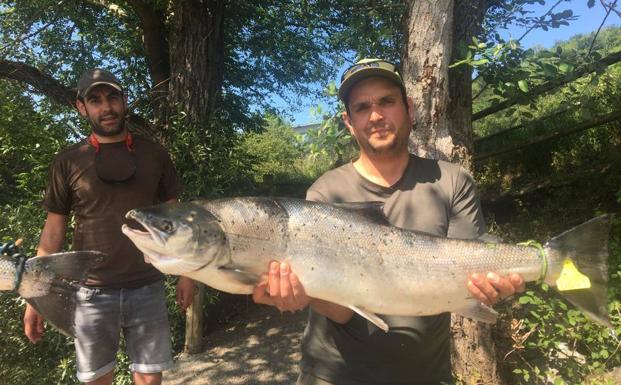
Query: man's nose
369 106 384 122
100 98 113 112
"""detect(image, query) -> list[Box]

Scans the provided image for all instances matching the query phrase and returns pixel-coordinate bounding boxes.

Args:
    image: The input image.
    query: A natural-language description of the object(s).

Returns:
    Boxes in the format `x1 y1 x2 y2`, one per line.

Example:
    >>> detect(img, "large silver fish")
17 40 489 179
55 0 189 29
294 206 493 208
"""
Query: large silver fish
1 251 107 337
122 197 613 331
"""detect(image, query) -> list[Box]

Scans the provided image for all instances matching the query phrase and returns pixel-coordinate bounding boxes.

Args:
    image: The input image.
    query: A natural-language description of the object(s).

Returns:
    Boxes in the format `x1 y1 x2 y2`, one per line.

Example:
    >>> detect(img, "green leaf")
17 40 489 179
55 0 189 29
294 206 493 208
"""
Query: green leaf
470 58 490 66
519 296 532 304
559 63 574 73
542 63 558 77
518 80 529 92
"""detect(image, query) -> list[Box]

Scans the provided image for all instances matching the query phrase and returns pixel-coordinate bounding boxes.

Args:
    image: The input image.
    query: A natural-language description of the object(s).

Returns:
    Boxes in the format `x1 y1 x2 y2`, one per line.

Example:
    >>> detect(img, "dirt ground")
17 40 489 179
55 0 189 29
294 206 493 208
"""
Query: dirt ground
162 305 307 385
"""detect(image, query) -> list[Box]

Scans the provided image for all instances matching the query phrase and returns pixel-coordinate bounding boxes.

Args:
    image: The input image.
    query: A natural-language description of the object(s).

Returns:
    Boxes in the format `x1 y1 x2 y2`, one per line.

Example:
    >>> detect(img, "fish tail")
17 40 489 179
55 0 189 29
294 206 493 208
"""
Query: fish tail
20 251 106 337
545 214 614 328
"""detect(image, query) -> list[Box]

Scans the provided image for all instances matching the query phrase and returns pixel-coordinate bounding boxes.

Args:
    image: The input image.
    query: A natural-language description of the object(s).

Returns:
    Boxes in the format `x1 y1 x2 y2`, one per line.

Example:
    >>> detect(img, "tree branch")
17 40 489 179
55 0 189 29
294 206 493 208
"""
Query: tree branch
472 50 621 121
589 0 618 54
0 60 75 107
474 109 621 161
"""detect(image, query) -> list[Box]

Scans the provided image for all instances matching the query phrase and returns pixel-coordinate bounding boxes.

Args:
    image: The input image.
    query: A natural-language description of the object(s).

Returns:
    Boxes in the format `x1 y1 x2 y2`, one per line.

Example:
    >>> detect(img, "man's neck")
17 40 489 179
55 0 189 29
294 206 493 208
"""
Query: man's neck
353 150 410 187
92 128 128 143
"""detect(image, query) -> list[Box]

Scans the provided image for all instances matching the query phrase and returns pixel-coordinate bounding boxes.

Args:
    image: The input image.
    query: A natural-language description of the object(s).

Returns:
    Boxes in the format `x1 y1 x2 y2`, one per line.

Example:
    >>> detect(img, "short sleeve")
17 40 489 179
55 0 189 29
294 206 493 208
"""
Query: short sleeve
42 156 72 215
306 174 332 203
447 167 486 239
157 149 182 202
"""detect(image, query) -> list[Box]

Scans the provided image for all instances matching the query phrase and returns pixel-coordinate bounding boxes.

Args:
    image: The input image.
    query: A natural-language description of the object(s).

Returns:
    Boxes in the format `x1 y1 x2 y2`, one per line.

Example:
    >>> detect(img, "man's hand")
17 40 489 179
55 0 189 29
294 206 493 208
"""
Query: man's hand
23 304 45 344
467 272 525 306
176 276 195 311
252 261 310 313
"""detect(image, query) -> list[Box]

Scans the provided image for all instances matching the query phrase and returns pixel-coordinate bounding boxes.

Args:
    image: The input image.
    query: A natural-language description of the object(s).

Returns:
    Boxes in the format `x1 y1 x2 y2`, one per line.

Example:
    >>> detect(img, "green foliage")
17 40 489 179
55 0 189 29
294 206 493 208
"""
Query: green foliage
235 102 357 190
474 27 621 197
0 81 80 385
163 106 255 199
237 114 304 183
472 26 621 385
299 83 357 176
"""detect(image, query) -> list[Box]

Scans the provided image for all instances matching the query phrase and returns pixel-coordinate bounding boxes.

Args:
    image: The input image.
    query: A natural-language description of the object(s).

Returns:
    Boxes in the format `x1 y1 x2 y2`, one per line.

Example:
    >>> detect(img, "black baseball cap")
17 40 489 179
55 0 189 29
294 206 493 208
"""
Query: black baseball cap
77 69 123 99
338 58 406 104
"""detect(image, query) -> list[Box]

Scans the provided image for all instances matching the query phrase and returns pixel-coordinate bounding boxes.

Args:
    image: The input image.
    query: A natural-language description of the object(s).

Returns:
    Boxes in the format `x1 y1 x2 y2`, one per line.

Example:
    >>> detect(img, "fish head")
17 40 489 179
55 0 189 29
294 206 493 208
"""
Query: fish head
123 202 227 276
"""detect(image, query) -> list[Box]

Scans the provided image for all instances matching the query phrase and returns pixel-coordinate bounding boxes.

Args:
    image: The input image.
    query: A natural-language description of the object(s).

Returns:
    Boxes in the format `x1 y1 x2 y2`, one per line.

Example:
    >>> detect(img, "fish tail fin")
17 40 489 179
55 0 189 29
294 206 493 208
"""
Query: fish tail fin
20 251 107 337
26 282 79 337
545 214 614 328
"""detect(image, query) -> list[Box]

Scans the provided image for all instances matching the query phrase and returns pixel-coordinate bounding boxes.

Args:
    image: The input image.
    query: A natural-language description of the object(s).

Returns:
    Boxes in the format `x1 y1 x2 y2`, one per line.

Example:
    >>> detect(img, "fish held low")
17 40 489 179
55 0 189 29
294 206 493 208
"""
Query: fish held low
1 248 107 337
122 197 614 332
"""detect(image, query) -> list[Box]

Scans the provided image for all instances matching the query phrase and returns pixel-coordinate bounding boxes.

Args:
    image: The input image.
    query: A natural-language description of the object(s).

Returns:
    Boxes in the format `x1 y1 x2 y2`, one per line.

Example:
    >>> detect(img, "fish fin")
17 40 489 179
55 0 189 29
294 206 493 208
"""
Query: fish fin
477 232 503 243
348 305 389 332
20 251 107 289
455 301 498 324
217 265 262 286
332 202 391 226
26 281 80 337
17 251 108 338
547 214 614 328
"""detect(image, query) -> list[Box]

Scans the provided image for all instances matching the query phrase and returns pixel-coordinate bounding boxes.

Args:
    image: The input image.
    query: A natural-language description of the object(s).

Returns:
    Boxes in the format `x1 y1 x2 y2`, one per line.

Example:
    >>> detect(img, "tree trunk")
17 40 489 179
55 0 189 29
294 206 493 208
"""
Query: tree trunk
167 0 225 131
401 1 505 384
402 0 454 161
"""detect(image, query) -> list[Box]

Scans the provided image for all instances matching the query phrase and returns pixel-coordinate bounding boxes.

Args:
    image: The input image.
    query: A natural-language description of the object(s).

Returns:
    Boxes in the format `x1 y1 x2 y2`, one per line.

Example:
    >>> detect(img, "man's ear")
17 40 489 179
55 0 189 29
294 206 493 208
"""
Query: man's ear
342 111 356 138
76 99 87 117
407 96 415 122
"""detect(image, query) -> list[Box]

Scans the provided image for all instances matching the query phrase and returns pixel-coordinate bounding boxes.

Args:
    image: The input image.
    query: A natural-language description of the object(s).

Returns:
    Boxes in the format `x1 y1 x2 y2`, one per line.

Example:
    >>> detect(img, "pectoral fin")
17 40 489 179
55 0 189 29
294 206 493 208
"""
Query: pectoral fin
217 265 261 286
348 305 389 332
455 300 498 324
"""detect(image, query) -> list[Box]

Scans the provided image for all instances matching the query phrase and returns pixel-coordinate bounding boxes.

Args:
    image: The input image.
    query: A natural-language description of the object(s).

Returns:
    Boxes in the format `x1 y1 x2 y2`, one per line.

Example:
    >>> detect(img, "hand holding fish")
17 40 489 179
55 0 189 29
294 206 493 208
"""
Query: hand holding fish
176 276 195 311
23 304 45 343
252 261 310 313
467 272 525 306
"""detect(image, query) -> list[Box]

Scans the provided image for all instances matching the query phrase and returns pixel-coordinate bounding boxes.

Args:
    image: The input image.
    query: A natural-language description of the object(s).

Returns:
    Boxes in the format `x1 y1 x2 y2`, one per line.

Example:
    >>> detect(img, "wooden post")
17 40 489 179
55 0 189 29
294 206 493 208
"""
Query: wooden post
184 282 205 354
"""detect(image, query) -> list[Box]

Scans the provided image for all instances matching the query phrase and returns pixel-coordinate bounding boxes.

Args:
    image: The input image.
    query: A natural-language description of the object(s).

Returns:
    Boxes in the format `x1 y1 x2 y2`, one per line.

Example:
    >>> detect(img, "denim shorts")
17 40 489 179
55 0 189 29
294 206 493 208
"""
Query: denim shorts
74 280 173 382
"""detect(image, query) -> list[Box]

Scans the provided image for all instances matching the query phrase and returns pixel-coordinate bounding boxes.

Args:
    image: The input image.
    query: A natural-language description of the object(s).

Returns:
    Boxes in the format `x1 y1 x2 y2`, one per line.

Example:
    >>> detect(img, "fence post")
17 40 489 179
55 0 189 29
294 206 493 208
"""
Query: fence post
184 282 205 354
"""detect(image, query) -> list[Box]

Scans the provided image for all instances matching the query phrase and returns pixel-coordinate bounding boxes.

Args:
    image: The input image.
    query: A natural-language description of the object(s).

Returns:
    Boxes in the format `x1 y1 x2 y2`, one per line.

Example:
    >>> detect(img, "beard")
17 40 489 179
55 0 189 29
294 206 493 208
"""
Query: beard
358 124 410 156
87 111 126 137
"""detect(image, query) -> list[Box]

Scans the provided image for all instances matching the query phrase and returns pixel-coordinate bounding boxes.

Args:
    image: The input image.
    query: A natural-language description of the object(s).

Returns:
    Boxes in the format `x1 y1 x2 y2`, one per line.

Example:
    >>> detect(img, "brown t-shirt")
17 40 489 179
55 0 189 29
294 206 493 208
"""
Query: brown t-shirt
301 154 485 385
42 135 181 288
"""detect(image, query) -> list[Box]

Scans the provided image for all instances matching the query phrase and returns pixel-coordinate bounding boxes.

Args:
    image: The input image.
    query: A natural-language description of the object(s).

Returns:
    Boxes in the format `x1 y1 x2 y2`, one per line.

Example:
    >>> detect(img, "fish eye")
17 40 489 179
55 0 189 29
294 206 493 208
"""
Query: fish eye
160 220 175 233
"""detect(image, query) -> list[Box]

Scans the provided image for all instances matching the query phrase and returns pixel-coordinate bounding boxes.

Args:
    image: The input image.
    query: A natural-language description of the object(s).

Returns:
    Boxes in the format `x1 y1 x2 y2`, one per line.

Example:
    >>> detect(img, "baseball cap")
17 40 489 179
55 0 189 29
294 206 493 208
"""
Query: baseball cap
338 58 406 103
77 68 123 99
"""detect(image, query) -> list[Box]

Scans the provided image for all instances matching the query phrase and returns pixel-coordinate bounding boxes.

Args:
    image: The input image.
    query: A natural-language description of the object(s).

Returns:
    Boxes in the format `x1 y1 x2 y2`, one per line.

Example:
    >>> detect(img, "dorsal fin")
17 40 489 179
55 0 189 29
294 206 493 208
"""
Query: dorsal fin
331 201 390 226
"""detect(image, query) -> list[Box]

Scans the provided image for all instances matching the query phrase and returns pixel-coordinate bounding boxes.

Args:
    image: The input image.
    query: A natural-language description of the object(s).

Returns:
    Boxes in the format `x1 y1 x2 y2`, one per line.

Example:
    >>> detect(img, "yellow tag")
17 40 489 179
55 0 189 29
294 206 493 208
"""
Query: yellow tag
556 259 591 291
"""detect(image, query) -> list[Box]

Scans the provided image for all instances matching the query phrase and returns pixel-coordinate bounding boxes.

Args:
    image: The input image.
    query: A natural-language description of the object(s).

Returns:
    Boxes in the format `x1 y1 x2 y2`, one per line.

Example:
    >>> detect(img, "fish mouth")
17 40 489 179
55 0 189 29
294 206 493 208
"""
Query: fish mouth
124 210 167 248
121 223 184 270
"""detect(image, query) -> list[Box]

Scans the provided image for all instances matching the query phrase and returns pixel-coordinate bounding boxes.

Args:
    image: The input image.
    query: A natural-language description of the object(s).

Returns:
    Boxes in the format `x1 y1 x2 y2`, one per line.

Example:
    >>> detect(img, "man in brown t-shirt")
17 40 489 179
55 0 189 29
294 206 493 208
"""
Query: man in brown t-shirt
253 59 526 384
22 69 194 385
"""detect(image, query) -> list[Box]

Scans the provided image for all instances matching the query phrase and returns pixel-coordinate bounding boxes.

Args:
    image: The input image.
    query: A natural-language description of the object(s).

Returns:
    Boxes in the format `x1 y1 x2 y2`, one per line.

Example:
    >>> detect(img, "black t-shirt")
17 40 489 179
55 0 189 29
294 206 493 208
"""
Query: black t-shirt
43 135 181 288
301 154 485 385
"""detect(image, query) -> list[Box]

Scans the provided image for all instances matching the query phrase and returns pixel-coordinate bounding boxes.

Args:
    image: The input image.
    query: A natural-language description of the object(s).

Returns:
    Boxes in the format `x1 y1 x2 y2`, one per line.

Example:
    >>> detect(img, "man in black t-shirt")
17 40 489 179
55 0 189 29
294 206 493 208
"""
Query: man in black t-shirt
253 59 525 385
23 69 194 385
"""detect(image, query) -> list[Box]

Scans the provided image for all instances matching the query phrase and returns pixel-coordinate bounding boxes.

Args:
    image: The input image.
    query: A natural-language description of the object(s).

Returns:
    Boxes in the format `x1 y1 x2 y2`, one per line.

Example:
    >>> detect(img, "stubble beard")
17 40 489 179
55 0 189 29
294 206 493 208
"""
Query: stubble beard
87 109 127 137
360 125 410 157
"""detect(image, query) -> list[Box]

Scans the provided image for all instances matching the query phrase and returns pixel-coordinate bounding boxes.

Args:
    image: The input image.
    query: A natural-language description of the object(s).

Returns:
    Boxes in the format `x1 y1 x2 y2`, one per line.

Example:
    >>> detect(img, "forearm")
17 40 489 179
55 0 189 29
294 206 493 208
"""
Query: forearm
310 299 353 324
36 213 67 256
